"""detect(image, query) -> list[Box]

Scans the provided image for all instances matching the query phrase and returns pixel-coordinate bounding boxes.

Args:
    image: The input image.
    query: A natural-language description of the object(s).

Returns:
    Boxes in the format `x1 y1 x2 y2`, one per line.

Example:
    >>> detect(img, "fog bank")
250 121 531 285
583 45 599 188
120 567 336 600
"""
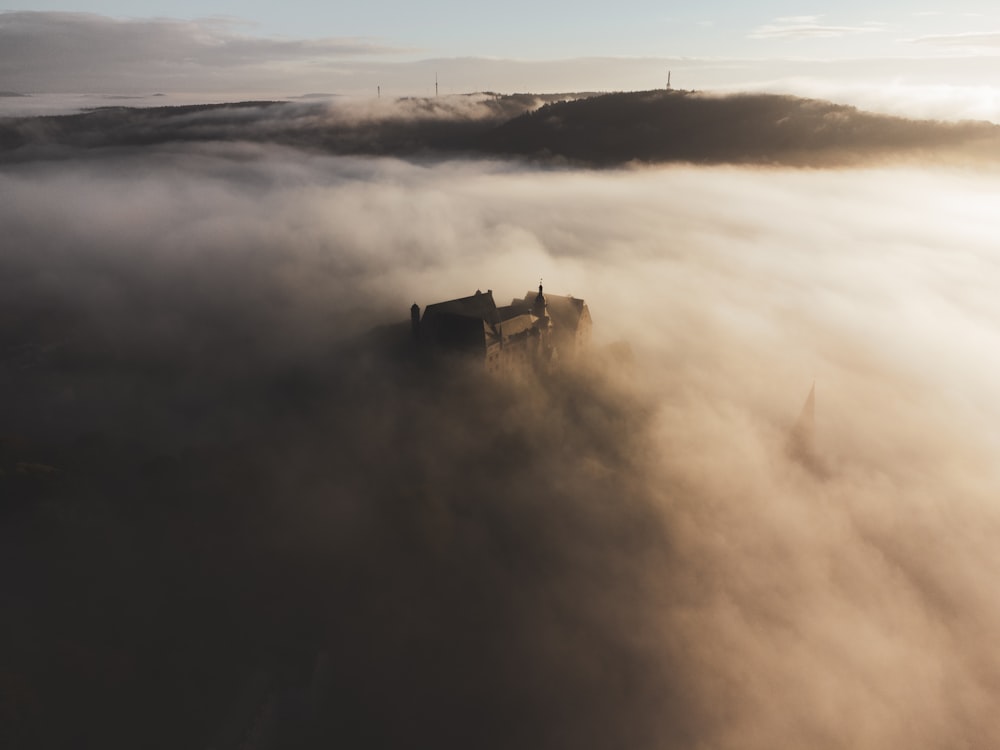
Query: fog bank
3 146 1000 748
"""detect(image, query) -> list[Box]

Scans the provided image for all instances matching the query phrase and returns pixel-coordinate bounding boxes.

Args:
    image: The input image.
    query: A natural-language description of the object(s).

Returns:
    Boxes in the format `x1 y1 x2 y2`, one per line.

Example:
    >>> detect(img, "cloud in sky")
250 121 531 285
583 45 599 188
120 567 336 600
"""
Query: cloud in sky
4 106 1000 746
906 29 1000 49
4 9 1000 127
0 11 405 93
749 15 886 39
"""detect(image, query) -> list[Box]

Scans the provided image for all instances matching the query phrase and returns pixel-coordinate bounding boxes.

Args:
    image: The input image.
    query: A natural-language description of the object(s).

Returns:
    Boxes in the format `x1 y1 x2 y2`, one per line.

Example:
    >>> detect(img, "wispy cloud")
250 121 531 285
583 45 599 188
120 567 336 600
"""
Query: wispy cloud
907 30 1000 48
0 11 406 93
750 15 885 39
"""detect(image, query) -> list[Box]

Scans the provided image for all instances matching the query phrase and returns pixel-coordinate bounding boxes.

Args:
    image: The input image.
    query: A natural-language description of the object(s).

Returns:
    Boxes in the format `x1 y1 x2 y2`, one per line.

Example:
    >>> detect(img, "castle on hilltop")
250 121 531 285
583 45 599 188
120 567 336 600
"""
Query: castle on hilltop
410 284 591 372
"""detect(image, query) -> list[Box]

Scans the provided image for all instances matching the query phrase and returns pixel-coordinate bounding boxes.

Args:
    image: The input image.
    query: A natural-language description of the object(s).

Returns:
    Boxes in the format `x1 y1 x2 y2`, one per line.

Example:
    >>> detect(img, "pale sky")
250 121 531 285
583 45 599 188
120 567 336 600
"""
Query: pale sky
6 1 1000 57
3 4 1000 119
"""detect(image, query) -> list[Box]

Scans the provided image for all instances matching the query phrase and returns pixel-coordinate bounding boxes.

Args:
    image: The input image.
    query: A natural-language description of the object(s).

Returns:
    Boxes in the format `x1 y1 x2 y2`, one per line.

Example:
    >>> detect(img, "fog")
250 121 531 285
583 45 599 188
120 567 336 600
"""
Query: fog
4 137 1000 748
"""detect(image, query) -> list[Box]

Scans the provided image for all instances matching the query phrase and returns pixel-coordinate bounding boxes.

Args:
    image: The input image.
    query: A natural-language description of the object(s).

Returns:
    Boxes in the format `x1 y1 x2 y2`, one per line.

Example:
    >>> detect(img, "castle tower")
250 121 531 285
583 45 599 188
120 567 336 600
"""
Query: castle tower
411 303 420 340
531 283 548 323
530 282 553 366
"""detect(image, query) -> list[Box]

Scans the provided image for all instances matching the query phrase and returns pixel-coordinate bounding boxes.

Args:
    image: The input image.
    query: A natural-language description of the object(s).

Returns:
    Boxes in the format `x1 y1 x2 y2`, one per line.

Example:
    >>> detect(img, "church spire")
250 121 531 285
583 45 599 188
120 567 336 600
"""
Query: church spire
532 279 546 318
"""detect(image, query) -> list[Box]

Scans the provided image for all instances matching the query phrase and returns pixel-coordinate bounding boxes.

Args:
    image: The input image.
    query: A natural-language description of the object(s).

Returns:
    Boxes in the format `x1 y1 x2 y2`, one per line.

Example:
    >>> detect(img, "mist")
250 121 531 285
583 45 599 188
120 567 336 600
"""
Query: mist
4 133 1000 749
4 92 998 169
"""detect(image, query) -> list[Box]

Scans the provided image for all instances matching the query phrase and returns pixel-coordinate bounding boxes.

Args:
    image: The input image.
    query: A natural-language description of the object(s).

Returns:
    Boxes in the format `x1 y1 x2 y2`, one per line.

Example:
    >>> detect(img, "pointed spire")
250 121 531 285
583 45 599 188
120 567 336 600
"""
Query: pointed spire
532 278 547 319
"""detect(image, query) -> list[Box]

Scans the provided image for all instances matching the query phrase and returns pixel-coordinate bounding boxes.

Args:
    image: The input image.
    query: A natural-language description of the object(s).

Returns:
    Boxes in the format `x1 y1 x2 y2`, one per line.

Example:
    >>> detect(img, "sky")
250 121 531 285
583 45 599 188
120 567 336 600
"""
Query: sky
3 4 1000 119
5 1 998 58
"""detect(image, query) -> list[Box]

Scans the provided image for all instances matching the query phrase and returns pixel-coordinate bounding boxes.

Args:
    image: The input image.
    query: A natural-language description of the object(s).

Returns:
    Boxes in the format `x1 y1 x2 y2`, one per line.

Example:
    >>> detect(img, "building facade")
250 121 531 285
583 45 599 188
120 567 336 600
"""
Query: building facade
411 285 591 372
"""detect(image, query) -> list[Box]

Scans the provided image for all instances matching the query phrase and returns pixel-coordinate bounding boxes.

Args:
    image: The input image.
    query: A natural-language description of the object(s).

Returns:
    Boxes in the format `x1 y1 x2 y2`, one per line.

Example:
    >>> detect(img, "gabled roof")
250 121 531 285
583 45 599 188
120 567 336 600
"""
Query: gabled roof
422 290 501 330
422 313 495 351
418 288 589 356
497 302 530 320
521 291 589 331
497 311 536 338
419 290 503 352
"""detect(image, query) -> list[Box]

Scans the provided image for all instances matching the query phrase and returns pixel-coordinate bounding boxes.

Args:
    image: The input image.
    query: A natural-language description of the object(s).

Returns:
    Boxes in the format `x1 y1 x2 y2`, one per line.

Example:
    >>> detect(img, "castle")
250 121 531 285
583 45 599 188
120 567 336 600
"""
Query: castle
410 284 592 372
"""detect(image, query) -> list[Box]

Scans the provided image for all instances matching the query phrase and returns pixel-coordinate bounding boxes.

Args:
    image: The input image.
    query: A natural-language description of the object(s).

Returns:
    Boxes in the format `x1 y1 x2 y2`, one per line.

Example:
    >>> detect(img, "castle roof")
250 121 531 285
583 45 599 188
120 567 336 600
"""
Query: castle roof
422 290 500 329
521 291 589 332
419 290 501 351
416 286 589 362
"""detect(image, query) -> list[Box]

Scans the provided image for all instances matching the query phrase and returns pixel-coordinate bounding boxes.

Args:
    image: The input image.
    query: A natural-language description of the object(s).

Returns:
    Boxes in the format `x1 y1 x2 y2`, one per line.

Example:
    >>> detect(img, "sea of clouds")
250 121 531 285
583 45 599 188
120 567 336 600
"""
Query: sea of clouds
3 135 1000 748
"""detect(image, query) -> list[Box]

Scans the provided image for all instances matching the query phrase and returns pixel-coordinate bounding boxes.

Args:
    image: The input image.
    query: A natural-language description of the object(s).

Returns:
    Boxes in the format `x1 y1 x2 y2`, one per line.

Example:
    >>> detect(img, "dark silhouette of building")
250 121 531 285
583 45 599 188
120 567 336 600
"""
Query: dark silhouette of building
513 286 592 361
410 284 591 372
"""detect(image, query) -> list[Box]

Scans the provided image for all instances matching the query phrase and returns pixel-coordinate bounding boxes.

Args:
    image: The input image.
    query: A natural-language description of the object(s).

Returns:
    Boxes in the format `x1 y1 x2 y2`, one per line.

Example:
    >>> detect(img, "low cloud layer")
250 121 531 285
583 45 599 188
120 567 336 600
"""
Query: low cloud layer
3 134 1000 748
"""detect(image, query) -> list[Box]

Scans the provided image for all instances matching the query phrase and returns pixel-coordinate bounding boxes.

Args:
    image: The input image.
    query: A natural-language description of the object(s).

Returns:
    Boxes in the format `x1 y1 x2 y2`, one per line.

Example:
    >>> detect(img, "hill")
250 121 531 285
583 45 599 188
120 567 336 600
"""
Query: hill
1 90 997 166
481 89 1000 166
